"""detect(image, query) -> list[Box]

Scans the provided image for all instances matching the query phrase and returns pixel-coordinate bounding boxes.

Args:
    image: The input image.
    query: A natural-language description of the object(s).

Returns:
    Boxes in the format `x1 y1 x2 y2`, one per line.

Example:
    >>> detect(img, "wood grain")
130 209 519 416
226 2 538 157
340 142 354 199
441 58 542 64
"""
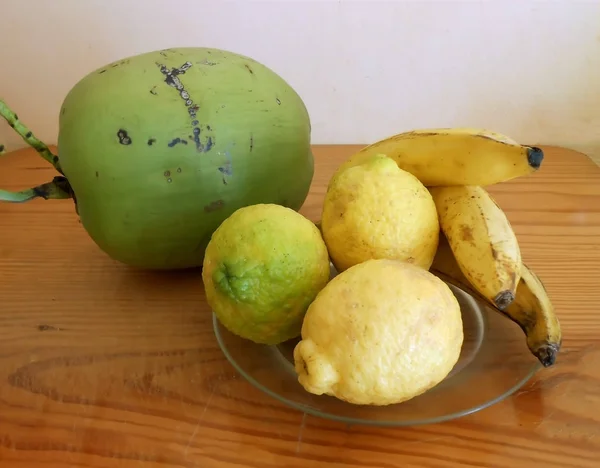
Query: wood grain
0 145 599 467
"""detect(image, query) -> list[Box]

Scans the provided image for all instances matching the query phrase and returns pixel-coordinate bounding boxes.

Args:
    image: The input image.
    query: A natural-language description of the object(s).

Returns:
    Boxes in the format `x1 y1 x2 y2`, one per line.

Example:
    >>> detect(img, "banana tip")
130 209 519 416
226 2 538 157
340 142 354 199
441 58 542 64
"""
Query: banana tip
494 290 515 310
535 343 560 367
527 146 544 169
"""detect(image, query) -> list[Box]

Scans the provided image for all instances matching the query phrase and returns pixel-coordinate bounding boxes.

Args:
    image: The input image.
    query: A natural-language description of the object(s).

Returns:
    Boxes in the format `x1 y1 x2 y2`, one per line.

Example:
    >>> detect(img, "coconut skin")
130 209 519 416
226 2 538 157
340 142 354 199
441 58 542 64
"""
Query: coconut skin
54 47 314 269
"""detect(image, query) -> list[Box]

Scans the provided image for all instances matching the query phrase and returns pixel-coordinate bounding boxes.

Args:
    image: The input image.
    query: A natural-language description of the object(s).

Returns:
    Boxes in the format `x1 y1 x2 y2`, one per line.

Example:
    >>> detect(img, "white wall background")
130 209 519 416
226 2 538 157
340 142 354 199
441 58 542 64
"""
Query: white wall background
1 0 599 161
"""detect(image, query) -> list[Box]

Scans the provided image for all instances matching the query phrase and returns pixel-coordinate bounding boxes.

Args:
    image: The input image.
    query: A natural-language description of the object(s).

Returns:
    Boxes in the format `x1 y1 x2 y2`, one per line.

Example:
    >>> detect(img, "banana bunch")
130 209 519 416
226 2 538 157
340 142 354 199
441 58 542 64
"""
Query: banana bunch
333 127 561 367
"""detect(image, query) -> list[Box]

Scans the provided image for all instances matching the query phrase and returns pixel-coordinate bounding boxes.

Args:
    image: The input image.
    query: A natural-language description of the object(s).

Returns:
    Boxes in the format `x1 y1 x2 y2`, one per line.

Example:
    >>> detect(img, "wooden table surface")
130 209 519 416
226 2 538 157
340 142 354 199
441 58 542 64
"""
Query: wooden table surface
1 144 599 467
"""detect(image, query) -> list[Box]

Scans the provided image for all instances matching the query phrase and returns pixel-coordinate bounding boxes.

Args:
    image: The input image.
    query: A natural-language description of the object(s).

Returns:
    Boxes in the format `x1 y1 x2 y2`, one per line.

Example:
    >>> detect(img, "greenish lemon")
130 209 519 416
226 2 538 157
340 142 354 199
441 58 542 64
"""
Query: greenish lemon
202 203 330 344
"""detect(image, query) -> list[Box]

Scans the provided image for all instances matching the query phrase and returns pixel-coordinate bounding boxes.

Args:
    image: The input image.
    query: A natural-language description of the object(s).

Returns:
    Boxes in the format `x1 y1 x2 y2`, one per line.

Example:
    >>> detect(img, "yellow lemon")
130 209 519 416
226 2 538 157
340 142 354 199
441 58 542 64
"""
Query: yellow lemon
321 153 439 272
202 204 331 345
293 259 463 406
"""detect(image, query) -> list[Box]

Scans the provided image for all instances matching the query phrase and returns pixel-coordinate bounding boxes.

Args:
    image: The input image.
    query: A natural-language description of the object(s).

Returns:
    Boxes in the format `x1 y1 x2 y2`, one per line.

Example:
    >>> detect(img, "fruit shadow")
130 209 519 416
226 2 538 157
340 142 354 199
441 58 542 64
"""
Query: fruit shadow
109 264 208 316
118 264 204 291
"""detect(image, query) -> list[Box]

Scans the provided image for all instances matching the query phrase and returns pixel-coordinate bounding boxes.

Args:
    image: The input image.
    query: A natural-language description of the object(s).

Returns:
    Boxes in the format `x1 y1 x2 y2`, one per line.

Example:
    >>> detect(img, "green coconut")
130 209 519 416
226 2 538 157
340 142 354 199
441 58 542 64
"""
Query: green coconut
0 47 315 269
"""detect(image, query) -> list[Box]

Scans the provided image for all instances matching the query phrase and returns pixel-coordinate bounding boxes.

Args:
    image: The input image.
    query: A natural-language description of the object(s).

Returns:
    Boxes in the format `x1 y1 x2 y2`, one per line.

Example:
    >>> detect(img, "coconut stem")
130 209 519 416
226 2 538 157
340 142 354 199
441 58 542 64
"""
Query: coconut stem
0 99 61 172
0 176 73 203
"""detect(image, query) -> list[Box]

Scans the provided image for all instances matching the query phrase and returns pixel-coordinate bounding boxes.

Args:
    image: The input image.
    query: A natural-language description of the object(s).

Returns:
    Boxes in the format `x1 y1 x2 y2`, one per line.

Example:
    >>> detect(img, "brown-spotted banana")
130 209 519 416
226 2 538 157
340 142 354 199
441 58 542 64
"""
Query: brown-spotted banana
429 185 521 310
431 234 562 367
334 128 544 187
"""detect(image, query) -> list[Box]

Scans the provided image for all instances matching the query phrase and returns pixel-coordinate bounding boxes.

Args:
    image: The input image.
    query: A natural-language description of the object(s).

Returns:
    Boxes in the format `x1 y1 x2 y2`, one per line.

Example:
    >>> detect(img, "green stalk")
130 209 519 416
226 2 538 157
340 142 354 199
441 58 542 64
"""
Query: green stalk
0 176 72 203
0 99 62 173
0 100 71 204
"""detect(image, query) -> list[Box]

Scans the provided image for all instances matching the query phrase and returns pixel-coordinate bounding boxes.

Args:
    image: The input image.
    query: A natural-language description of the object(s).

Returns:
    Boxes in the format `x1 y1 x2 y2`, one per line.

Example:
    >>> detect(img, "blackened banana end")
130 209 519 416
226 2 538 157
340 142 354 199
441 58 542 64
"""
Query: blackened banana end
494 290 515 310
527 147 544 169
535 343 561 367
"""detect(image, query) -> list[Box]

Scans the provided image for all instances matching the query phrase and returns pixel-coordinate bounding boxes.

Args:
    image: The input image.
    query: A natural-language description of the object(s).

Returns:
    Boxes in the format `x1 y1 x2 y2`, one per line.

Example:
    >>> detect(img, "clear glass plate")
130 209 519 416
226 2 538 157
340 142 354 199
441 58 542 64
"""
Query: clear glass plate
213 266 542 426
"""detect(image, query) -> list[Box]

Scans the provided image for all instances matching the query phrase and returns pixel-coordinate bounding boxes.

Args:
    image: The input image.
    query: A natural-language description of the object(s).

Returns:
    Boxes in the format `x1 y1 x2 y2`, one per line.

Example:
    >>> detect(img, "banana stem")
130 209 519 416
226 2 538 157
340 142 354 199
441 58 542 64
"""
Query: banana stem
0 99 62 173
0 176 73 203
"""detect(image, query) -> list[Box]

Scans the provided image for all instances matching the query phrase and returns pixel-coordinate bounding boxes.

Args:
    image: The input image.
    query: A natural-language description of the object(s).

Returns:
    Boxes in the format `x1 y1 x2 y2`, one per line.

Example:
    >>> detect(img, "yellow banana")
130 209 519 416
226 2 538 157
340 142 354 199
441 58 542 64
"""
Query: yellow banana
335 128 544 187
431 234 562 367
429 185 521 310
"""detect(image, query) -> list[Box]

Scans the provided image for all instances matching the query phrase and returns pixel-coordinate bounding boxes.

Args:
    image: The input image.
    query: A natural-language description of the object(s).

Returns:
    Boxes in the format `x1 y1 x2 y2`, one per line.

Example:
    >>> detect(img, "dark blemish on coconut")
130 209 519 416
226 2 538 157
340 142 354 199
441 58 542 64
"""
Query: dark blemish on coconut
167 178 172 183
160 51 168 58
150 86 158 95
177 167 182 173
245 64 254 75
117 129 132 145
110 59 128 68
192 127 202 151
164 170 171 177
198 59 217 66
156 61 214 153
99 69 107 74
276 97 281 105
95 171 99 178
61 107 66 116
188 104 199 118
204 199 225 212
250 134 254 152
148 138 156 146
207 125 212 131
156 60 195 109
38 324 60 331
217 148 233 179
109 60 129 69
218 164 232 176
168 137 188 147
189 127 214 153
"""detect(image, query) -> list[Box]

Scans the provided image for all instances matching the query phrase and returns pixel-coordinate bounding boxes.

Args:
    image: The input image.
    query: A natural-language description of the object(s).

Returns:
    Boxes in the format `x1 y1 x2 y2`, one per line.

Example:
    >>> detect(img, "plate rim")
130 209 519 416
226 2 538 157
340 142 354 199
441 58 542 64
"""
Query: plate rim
212 311 542 427
212 264 545 427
